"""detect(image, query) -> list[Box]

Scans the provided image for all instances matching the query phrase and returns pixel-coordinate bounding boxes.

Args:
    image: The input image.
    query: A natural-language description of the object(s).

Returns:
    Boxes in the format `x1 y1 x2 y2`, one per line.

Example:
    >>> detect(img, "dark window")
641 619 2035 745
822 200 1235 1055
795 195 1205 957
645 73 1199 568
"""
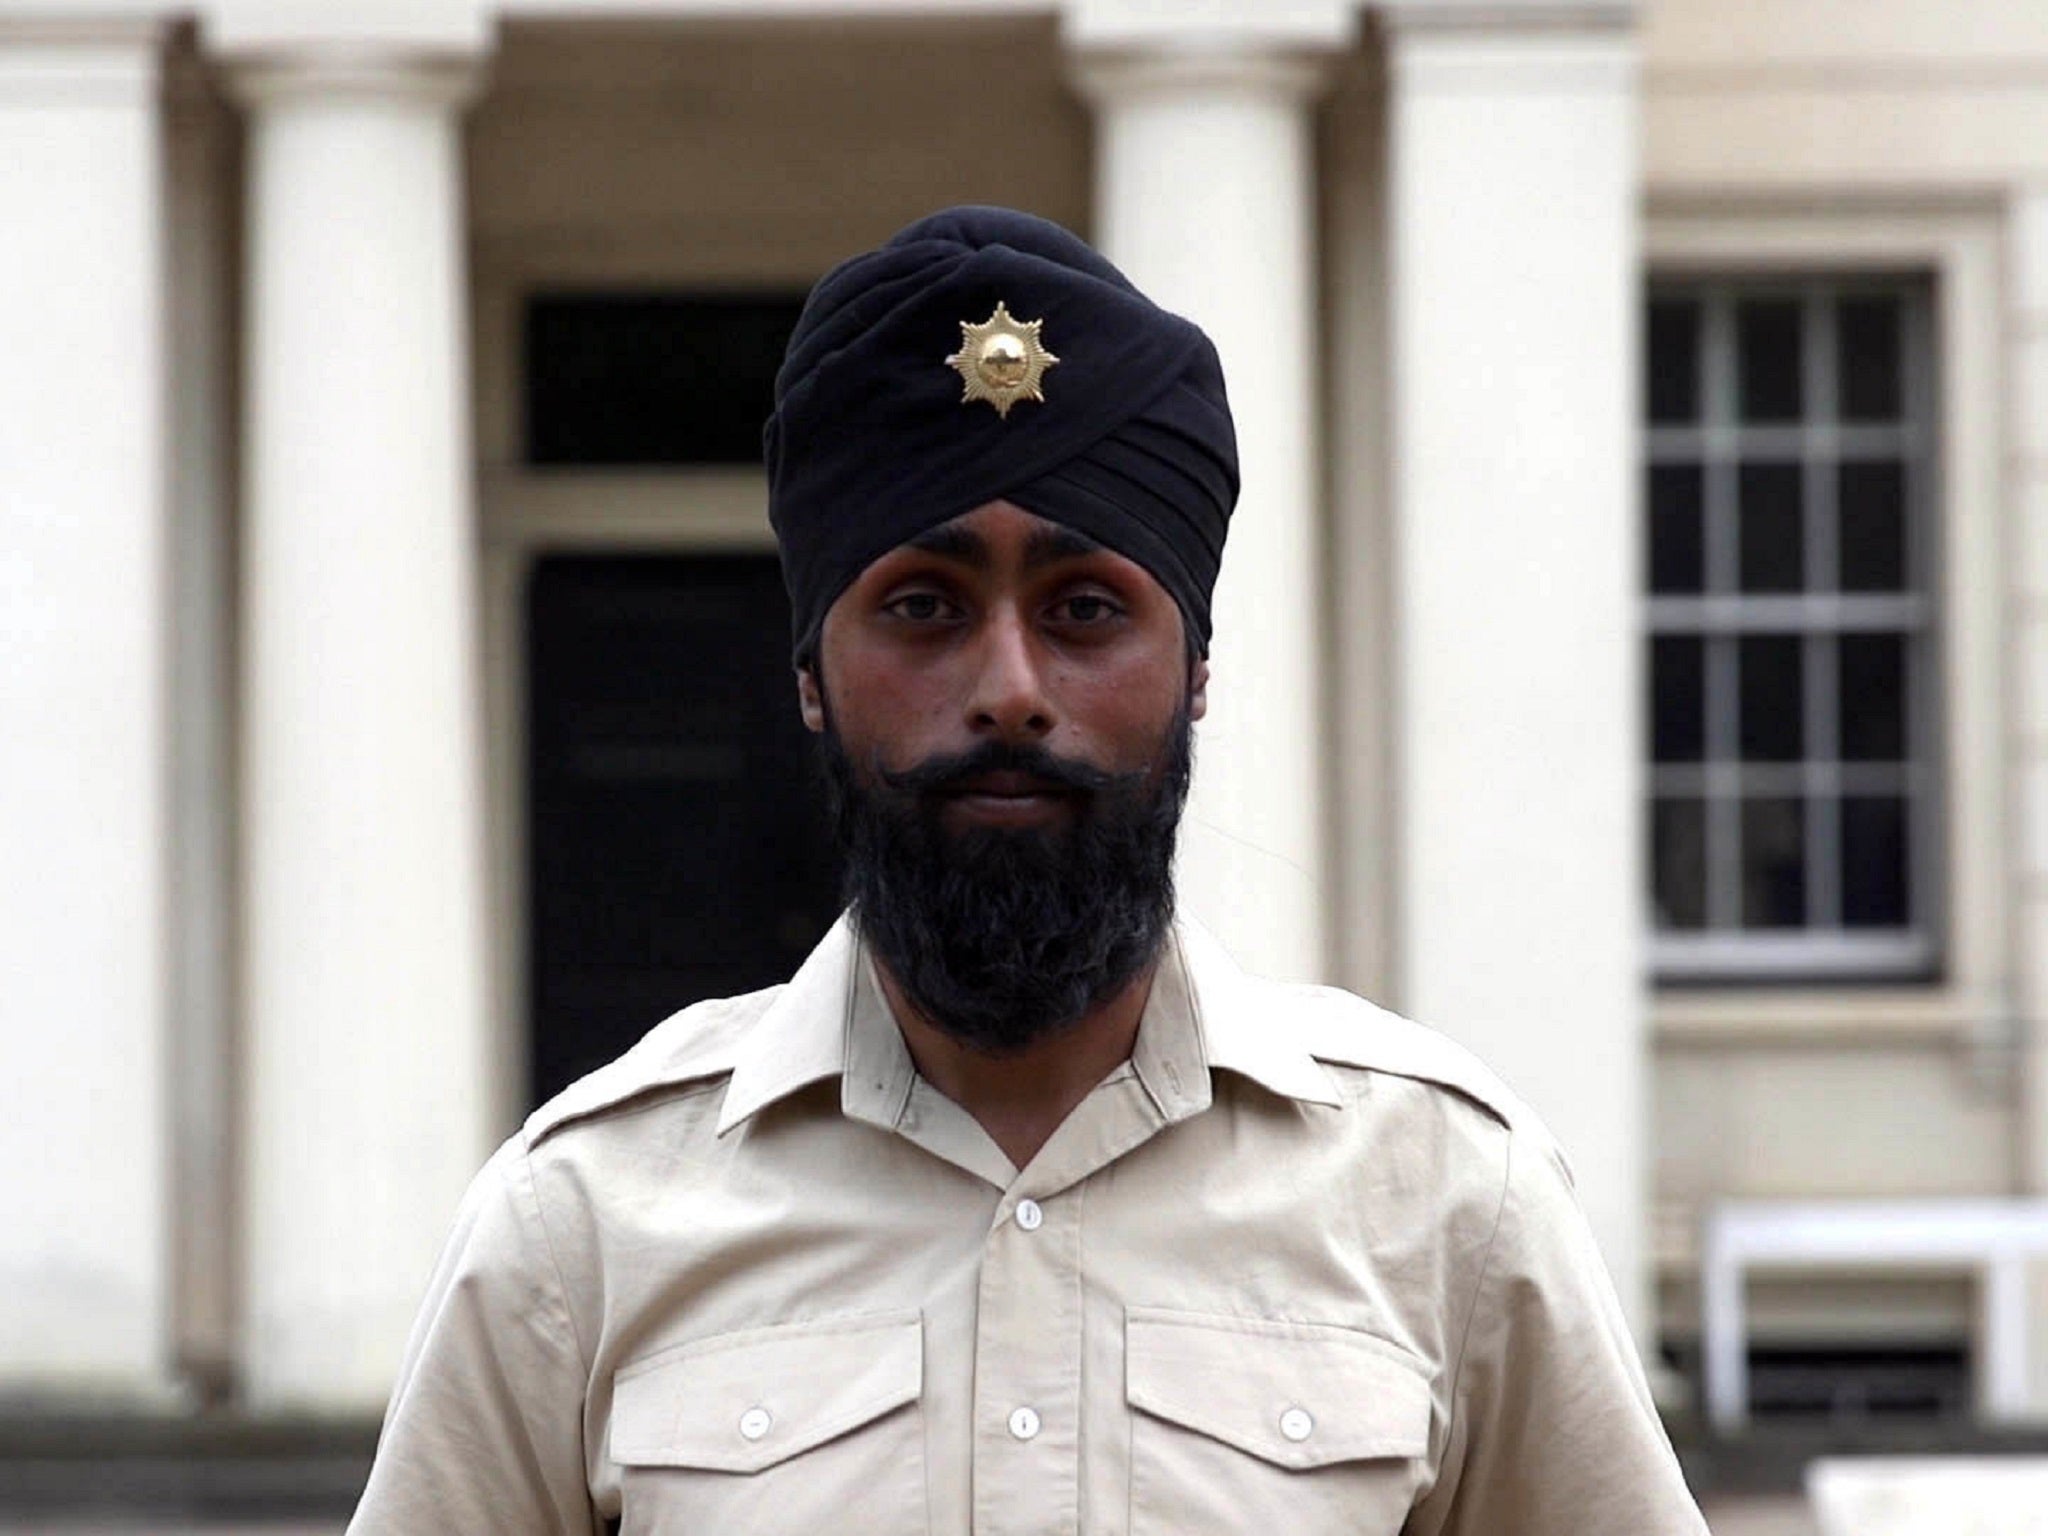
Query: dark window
1738 299 1804 422
1839 461 1909 592
1644 278 1936 980
526 554 843 1107
1738 463 1805 592
1647 298 1701 424
1648 463 1707 594
524 293 807 465
1838 296 1905 422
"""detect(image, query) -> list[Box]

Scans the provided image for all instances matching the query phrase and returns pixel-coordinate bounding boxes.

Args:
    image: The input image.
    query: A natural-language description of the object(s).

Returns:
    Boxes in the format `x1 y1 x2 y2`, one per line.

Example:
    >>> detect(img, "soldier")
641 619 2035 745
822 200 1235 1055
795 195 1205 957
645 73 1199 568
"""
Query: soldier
349 206 1708 1535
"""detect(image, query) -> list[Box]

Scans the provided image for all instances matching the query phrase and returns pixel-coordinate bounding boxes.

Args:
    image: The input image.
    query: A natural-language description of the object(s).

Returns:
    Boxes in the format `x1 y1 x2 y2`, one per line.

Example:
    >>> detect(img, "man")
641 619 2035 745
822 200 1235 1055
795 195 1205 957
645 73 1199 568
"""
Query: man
349 207 1708 1534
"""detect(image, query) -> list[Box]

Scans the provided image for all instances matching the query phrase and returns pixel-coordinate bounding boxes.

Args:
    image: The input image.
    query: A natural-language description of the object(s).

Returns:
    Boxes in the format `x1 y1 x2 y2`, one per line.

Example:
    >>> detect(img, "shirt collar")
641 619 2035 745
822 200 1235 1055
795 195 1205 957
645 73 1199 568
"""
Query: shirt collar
715 914 860 1134
1174 918 1344 1108
715 912 1341 1137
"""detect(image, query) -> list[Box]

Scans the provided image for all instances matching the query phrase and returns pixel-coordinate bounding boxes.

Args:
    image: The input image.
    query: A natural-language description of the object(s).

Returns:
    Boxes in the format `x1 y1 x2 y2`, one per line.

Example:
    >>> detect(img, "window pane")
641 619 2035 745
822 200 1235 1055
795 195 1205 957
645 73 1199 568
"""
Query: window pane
1838 296 1904 422
1739 635 1804 761
1652 798 1709 930
1652 636 1706 763
1739 462 1805 591
1840 634 1907 761
1839 460 1907 592
1648 298 1701 424
1741 797 1808 927
1843 795 1910 927
1649 463 1706 594
1739 299 1804 422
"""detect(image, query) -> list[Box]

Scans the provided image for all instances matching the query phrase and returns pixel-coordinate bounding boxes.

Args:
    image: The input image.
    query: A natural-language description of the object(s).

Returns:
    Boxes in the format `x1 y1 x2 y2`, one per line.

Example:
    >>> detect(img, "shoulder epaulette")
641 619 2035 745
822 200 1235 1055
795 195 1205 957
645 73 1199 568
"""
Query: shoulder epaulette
1280 982 1552 1141
522 986 779 1148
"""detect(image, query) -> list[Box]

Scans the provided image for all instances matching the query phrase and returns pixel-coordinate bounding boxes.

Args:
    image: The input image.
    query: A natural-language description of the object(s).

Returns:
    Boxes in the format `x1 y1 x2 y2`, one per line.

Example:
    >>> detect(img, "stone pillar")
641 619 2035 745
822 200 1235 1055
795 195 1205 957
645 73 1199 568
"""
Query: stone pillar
1071 41 1335 985
228 42 493 1410
2012 185 2048 1413
0 17 174 1396
1380 1 1649 1332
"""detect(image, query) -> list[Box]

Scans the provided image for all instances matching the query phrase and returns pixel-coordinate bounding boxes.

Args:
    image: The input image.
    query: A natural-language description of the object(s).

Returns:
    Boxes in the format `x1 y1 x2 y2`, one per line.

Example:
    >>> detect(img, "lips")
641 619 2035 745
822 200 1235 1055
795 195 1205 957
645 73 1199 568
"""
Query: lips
938 769 1079 827
947 769 1071 800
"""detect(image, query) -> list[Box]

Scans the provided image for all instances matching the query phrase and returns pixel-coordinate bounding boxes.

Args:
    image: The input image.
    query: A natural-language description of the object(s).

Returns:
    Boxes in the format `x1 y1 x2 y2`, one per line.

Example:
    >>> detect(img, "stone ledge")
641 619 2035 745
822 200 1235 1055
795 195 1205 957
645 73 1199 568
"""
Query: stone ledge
0 1414 375 1520
1671 1416 2048 1497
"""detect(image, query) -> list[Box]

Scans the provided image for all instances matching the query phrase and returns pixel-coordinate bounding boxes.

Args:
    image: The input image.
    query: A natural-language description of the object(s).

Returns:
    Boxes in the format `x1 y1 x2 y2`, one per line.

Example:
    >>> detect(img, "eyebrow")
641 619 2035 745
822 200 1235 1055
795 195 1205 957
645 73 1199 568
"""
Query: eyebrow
1023 523 1104 570
905 522 989 568
901 519 1106 573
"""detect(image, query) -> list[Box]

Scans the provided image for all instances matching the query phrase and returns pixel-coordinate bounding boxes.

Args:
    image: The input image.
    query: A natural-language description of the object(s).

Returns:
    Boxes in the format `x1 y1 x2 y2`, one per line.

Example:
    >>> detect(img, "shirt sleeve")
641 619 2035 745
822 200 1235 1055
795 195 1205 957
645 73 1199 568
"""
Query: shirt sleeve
1408 1126 1710 1536
347 1136 599 1536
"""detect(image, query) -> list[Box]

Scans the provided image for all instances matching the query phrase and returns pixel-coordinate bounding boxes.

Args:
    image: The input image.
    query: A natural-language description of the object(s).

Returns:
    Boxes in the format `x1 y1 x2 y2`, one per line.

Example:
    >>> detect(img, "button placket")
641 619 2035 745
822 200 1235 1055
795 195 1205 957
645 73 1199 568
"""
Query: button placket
972 1178 1083 1536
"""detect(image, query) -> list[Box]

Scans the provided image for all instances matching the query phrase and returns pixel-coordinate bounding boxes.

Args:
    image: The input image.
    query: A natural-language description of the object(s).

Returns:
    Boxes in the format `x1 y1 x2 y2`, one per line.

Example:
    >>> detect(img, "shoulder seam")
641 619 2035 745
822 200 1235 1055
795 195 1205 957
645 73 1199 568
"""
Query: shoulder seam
503 1136 593 1377
1440 1118 1516 1471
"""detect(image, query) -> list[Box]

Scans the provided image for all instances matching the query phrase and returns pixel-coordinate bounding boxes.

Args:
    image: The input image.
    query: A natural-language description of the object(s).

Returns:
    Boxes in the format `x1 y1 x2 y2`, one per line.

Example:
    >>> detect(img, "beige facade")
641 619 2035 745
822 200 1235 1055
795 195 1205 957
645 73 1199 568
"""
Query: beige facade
1638 0 2048 1363
3 0 2046 1426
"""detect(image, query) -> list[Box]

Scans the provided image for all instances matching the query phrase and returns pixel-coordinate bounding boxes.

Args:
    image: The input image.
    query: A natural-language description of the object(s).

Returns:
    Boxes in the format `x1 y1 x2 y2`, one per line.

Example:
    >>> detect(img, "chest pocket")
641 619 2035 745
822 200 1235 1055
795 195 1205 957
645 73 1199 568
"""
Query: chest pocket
611 1310 927 1536
1125 1306 1434 1536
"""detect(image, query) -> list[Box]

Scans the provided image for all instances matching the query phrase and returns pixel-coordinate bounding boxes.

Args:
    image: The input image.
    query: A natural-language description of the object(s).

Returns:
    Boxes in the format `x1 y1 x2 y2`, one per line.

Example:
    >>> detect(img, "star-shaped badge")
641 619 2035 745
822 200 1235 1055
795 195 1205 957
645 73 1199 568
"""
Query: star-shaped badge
945 302 1058 419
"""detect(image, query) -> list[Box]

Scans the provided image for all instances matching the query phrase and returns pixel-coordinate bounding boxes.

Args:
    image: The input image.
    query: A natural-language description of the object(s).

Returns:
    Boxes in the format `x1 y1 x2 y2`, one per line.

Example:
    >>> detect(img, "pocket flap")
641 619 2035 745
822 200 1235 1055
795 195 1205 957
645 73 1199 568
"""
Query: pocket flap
1125 1307 1431 1470
612 1310 923 1474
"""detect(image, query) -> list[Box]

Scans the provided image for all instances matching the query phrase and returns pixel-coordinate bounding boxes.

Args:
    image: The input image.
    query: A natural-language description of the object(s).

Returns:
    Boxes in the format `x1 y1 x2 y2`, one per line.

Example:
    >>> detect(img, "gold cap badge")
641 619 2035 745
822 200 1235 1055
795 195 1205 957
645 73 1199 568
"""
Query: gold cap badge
946 302 1058 419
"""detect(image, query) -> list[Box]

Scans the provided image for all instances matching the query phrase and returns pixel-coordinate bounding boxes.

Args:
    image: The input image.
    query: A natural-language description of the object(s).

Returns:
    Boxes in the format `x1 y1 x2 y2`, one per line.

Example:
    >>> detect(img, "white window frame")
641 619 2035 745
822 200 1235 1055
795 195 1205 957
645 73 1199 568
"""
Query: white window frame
1646 201 2007 1047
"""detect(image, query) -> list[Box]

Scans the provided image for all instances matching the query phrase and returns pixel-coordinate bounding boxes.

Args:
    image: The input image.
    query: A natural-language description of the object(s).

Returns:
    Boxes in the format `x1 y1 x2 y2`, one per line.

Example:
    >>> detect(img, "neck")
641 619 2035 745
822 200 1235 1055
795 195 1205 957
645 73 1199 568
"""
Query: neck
876 958 1160 1172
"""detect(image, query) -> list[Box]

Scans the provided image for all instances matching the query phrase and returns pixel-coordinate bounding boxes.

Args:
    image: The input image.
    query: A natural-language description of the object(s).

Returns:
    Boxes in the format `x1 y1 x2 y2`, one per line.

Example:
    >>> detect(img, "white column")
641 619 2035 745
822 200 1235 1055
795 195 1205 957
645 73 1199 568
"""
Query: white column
2011 185 2048 1415
230 46 493 1411
0 18 174 1396
1381 3 1649 1331
1072 50 1332 984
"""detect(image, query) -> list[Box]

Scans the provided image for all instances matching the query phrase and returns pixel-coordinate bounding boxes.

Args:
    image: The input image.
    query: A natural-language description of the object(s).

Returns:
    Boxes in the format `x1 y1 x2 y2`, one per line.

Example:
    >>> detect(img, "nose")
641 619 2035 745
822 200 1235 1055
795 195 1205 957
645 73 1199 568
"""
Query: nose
966 604 1054 741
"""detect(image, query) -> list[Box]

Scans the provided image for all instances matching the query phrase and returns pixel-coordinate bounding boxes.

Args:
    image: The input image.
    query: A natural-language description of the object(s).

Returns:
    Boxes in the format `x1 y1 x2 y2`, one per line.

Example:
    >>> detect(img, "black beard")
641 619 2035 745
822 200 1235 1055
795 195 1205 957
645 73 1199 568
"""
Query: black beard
817 707 1193 1057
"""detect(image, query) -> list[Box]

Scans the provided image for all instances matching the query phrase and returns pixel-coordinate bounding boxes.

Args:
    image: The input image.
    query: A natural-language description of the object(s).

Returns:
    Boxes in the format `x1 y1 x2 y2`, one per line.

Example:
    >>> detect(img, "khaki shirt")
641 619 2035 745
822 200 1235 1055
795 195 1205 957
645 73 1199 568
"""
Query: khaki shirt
350 917 1707 1535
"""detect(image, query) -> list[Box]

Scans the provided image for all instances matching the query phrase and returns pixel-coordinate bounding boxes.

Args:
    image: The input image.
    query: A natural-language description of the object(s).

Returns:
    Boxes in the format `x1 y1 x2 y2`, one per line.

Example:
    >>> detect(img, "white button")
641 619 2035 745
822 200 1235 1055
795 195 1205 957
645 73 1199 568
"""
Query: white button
738 1407 773 1441
1015 1199 1044 1231
1008 1406 1041 1441
1279 1407 1314 1442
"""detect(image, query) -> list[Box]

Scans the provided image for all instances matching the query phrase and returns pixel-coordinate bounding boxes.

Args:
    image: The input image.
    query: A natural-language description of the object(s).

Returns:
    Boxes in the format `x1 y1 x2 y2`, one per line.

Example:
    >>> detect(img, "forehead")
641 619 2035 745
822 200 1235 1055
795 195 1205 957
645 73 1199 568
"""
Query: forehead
897 502 1106 573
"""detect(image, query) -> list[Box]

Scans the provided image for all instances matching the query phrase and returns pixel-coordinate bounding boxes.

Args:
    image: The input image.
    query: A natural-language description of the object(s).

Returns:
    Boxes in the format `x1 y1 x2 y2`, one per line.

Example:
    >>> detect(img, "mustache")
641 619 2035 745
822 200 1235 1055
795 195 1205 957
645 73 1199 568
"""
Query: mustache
876 739 1138 799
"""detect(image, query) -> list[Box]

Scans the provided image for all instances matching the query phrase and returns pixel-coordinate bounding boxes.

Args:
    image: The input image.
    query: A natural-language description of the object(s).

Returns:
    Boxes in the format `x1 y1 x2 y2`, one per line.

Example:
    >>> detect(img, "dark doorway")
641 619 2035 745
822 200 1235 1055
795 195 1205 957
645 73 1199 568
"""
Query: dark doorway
525 554 843 1108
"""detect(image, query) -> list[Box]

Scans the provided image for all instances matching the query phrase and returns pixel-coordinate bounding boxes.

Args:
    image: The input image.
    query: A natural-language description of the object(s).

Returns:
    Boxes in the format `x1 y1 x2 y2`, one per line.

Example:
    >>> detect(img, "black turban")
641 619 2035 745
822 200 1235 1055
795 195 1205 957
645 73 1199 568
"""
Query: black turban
765 206 1239 662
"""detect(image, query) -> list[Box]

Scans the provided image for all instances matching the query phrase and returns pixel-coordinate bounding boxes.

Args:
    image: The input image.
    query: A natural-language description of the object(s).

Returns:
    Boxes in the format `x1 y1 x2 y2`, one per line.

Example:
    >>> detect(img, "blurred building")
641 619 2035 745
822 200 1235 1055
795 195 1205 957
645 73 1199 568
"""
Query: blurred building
3 0 2047 1431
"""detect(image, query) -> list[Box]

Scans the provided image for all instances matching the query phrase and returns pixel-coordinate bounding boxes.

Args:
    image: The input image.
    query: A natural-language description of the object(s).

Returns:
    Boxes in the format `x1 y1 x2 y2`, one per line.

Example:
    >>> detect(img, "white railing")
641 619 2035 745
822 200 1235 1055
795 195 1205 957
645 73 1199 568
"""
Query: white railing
1702 1199 2048 1430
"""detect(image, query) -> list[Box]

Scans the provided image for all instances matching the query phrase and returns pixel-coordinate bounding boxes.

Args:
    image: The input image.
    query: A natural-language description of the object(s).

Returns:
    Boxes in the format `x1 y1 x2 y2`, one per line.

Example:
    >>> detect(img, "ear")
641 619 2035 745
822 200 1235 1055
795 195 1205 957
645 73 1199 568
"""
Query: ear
797 666 827 734
1188 655 1209 723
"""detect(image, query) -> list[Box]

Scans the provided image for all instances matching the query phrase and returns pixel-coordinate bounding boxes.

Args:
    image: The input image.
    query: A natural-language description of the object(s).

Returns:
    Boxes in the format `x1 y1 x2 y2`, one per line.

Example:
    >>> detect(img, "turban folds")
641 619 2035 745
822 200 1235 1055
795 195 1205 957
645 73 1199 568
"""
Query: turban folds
765 206 1239 661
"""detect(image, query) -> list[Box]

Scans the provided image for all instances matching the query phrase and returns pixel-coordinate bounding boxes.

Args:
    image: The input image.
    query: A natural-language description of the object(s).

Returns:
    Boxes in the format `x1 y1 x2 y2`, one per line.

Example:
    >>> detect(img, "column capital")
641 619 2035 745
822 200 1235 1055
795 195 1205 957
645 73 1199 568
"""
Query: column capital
1061 0 1355 67
204 0 489 108
220 43 484 111
1068 47 1331 109
1374 0 1638 37
0 16 167 109
0 15 169 48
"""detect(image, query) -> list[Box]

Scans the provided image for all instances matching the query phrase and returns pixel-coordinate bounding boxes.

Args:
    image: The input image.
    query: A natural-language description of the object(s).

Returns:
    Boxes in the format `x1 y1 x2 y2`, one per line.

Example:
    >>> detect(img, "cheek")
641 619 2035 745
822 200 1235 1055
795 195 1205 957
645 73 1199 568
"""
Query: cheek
1056 658 1187 764
821 648 963 764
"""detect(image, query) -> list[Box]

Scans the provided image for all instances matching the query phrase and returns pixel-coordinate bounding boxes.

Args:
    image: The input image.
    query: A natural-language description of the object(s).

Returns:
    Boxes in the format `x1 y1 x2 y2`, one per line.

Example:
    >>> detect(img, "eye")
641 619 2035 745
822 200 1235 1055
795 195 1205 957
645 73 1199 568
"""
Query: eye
1054 592 1124 625
883 589 957 624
